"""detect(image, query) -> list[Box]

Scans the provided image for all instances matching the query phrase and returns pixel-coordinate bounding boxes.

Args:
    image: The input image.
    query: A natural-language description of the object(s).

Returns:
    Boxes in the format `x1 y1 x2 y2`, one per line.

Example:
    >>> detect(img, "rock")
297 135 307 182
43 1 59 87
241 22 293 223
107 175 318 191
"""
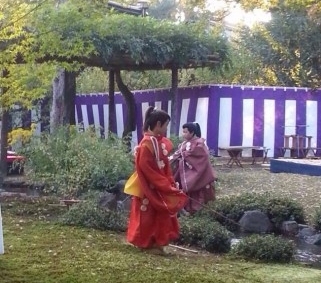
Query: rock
298 227 317 239
99 180 131 212
312 234 321 245
98 192 118 211
239 210 273 233
281 221 299 236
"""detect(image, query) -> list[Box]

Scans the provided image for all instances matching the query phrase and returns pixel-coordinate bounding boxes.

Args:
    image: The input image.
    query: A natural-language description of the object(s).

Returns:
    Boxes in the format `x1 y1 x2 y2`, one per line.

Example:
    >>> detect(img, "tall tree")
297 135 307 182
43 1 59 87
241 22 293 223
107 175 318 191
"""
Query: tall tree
237 6 321 88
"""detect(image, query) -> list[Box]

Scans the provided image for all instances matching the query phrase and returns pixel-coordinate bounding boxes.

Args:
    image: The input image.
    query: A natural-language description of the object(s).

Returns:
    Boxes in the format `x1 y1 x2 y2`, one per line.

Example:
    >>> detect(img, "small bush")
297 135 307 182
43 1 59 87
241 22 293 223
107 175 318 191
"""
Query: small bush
169 135 183 154
265 197 305 229
197 193 305 231
60 198 128 232
178 215 232 253
197 193 267 231
231 234 295 263
312 206 321 232
20 126 133 197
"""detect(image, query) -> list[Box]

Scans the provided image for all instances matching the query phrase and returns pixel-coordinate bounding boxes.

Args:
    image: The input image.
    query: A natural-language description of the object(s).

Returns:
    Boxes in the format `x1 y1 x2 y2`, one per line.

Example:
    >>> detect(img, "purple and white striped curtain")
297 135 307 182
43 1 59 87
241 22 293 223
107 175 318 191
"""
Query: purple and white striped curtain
75 85 321 158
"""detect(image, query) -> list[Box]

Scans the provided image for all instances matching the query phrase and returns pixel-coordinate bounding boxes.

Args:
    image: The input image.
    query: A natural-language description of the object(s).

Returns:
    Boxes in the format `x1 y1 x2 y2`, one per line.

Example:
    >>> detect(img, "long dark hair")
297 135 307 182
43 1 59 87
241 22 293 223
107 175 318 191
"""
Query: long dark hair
182 122 201 138
143 106 171 132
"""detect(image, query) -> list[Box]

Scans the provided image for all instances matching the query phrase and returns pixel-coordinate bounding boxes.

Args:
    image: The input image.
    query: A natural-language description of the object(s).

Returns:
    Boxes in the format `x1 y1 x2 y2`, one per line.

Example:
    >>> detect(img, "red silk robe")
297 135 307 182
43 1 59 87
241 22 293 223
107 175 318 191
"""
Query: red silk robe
170 137 216 213
127 134 187 248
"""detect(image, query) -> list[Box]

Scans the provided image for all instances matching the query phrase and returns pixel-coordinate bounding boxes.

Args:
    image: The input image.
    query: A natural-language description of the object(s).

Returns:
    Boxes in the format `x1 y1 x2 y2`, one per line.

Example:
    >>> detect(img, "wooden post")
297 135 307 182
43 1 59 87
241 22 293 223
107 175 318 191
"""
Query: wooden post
64 71 76 125
170 68 178 136
108 70 117 135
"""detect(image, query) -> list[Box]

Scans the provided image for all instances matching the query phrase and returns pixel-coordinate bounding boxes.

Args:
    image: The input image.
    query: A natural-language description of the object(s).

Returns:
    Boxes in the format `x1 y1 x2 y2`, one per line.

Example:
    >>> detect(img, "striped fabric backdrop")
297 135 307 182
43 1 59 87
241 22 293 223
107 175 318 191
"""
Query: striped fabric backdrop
75 85 321 158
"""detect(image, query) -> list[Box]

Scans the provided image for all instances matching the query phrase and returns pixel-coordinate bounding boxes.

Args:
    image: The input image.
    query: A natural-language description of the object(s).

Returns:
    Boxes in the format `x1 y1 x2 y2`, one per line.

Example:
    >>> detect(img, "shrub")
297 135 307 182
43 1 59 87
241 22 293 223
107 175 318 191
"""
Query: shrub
312 206 321 232
197 193 305 232
177 215 232 253
231 234 295 263
197 193 267 231
169 135 182 154
20 126 133 197
60 197 128 232
265 197 305 229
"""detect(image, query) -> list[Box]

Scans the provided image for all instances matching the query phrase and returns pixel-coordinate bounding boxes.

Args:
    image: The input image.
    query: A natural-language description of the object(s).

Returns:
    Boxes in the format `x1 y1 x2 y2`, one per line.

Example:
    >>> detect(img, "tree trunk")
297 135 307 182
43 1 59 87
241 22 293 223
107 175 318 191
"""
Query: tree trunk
108 70 117 134
64 71 76 125
115 70 136 150
50 69 76 133
0 110 9 190
0 69 9 190
170 68 178 135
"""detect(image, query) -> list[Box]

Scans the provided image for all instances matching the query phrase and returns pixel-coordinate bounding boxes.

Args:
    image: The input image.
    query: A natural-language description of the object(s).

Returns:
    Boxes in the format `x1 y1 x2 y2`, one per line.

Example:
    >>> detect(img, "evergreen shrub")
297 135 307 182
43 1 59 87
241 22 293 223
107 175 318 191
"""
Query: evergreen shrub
197 193 305 231
231 234 295 263
312 205 321 232
61 197 128 232
20 126 133 197
178 215 232 253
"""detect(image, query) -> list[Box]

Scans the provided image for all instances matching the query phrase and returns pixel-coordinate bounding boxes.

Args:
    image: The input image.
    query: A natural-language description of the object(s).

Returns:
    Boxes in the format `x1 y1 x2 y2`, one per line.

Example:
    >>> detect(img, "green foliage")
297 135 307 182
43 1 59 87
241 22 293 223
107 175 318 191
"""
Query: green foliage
312 205 321 232
19 126 133 197
197 193 305 231
4 198 321 283
235 0 321 12
0 0 230 109
169 135 183 153
76 67 109 93
177 215 232 253
265 197 305 229
0 63 56 108
239 8 321 88
60 197 127 232
231 234 295 263
93 13 229 69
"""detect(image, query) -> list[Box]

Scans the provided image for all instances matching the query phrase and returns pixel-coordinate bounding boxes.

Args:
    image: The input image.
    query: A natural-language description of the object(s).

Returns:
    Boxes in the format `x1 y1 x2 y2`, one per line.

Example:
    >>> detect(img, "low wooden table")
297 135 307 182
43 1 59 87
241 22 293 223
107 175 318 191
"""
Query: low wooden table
219 146 269 167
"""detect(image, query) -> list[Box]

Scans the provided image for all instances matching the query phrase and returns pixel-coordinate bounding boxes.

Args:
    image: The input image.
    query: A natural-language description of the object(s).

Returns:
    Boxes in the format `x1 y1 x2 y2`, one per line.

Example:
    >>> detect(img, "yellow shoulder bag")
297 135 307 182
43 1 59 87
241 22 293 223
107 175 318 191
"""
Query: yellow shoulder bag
124 171 144 198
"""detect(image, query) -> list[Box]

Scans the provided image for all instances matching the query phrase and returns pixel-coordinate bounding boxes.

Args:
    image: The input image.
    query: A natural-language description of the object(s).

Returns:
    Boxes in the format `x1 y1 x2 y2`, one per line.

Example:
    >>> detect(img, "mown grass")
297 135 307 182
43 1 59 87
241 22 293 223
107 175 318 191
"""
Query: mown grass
1 197 321 283
214 162 321 222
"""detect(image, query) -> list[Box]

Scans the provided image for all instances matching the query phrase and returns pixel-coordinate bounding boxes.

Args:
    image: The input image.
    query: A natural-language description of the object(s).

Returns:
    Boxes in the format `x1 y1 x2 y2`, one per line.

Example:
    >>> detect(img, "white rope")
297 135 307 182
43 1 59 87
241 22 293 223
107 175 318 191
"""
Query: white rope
179 141 189 193
0 204 4 254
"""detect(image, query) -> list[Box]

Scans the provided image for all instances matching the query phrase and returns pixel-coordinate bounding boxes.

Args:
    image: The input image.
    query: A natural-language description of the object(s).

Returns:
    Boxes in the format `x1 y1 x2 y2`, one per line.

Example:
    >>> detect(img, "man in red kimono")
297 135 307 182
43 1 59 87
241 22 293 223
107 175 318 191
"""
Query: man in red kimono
126 107 187 254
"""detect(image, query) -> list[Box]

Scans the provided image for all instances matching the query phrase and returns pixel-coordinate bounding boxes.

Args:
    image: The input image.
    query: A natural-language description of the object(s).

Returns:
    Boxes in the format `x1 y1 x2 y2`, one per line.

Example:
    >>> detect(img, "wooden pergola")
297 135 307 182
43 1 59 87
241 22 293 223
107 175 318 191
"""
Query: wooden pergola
47 50 222 141
0 1 226 179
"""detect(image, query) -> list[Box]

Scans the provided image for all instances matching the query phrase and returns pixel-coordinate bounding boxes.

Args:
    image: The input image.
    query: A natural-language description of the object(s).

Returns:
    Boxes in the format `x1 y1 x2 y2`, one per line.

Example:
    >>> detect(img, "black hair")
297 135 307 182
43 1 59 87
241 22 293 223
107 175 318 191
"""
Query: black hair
182 122 201 138
143 106 171 132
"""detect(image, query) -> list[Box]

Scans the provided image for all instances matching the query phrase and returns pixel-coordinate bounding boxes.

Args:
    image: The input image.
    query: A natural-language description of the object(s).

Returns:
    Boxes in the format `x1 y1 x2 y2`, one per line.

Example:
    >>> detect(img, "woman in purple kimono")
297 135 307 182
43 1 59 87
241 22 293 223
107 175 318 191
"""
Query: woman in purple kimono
170 122 216 214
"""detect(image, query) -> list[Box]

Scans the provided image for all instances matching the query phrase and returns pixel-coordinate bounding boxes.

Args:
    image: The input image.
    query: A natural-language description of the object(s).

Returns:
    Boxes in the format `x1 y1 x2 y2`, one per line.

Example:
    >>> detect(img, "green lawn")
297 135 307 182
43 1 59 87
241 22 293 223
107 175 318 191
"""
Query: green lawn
1 198 321 283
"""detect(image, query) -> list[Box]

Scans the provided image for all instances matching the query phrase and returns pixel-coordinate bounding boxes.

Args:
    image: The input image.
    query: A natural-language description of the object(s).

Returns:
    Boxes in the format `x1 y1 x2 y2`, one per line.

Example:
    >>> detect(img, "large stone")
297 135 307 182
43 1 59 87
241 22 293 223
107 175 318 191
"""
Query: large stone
98 192 118 211
312 234 321 245
98 180 131 212
239 210 273 233
298 227 317 239
281 221 299 236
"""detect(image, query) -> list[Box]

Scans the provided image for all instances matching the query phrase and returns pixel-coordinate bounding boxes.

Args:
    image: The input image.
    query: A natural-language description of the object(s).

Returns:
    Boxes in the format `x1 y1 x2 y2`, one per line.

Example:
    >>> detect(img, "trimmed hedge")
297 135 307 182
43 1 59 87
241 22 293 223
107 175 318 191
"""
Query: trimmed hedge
177 215 232 253
197 193 305 231
231 234 295 263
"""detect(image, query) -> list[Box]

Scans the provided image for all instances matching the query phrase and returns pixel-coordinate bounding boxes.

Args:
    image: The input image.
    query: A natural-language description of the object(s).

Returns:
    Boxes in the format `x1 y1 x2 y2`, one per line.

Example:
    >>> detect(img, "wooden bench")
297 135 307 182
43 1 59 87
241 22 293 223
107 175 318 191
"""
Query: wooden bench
280 135 314 158
303 148 321 157
219 146 269 167
251 147 270 164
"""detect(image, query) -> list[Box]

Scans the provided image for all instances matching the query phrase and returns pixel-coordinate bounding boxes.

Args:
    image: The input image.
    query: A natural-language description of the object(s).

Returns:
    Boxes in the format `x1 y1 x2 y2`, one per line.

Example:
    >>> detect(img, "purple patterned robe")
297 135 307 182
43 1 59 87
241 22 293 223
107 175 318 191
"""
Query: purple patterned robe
170 137 216 213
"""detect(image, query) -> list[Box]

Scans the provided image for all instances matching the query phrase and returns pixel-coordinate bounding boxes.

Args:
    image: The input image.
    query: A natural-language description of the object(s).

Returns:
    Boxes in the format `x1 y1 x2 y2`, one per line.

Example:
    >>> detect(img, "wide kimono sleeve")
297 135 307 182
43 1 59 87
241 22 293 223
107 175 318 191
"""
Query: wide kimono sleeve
136 139 187 214
136 140 175 193
180 139 216 192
